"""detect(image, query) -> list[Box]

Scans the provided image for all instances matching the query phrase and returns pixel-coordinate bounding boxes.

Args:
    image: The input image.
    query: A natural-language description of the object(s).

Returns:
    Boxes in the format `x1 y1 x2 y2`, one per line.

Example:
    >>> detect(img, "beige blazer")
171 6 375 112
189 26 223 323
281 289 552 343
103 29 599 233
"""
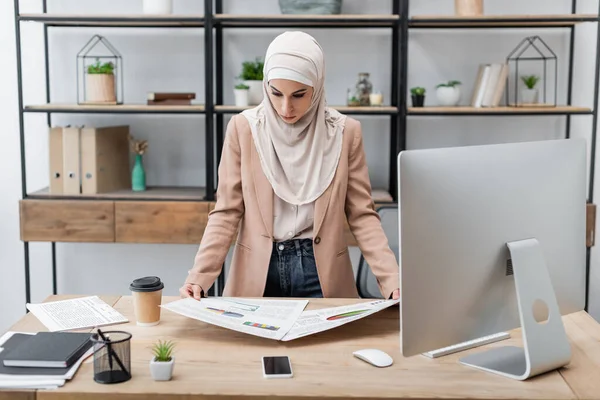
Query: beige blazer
185 114 399 298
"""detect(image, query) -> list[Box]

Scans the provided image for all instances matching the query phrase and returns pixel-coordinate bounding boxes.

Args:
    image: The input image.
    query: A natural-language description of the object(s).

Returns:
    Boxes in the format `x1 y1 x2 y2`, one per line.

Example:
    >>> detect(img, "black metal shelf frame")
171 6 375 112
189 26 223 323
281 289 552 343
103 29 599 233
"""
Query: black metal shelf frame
13 0 214 303
12 0 600 304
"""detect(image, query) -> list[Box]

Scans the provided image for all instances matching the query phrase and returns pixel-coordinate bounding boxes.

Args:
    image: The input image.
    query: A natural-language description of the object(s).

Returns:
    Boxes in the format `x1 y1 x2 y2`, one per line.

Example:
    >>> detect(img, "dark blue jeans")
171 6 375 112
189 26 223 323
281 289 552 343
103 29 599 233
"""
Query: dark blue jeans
263 239 324 298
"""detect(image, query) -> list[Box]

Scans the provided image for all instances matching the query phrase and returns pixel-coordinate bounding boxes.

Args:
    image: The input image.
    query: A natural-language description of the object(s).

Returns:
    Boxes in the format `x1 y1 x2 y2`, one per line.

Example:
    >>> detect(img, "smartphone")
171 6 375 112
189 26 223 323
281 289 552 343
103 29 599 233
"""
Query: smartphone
261 356 293 379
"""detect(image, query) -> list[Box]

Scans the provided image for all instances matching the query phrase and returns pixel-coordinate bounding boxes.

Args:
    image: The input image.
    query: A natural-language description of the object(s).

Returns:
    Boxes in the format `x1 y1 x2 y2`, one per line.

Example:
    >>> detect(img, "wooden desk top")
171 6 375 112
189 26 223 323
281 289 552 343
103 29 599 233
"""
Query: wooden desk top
3 295 600 400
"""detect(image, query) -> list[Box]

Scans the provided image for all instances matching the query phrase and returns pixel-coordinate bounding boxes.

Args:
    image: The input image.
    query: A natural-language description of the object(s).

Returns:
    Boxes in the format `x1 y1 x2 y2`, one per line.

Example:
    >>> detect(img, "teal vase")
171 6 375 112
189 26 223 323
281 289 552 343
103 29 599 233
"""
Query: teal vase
132 154 146 191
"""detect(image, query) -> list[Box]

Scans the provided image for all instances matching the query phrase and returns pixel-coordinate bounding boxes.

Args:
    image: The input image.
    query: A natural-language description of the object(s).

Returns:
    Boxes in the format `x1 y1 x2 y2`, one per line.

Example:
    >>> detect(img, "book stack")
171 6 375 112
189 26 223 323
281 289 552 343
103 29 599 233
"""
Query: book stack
0 331 94 390
147 92 196 105
48 125 130 195
469 63 509 108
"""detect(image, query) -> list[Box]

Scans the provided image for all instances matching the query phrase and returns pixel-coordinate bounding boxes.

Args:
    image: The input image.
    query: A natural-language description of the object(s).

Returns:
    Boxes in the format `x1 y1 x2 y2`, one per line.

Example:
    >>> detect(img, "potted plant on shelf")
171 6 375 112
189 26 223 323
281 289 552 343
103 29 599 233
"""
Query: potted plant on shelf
234 83 250 107
520 75 540 105
239 58 264 105
410 87 426 107
149 339 175 381
129 135 148 192
86 58 117 104
435 80 462 106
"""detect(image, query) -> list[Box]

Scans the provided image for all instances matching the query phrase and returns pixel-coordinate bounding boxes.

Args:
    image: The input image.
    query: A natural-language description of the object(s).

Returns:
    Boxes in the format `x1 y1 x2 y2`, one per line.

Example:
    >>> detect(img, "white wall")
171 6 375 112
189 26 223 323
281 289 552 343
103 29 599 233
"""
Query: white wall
1 0 600 331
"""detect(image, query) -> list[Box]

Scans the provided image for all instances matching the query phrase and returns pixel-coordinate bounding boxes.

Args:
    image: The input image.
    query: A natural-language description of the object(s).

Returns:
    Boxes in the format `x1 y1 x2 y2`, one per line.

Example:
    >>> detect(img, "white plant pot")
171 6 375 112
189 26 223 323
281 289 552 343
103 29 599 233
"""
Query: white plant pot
521 88 539 104
143 0 173 14
436 86 461 106
150 357 174 381
244 80 263 105
85 74 116 104
234 89 249 107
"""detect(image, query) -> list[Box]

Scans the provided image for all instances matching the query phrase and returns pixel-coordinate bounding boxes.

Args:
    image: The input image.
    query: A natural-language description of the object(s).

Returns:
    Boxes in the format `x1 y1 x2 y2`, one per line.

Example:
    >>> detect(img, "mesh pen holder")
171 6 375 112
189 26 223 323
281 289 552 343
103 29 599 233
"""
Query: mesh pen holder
91 331 132 384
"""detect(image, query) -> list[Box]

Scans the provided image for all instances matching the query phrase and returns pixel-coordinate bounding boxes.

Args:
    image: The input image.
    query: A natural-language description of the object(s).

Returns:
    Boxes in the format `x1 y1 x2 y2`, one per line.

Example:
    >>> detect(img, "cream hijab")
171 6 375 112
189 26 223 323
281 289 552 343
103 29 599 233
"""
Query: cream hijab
242 31 346 206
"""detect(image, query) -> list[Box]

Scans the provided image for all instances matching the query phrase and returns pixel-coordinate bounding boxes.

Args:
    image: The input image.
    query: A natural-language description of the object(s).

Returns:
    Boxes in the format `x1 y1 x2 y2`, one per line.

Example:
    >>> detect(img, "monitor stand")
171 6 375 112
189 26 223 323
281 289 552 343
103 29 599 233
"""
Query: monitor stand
458 238 572 380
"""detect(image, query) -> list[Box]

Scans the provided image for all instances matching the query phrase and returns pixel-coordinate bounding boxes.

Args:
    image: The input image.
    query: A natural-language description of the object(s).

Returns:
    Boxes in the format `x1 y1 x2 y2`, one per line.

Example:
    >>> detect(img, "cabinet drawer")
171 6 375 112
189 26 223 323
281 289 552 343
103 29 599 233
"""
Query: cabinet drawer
115 201 209 244
20 200 115 242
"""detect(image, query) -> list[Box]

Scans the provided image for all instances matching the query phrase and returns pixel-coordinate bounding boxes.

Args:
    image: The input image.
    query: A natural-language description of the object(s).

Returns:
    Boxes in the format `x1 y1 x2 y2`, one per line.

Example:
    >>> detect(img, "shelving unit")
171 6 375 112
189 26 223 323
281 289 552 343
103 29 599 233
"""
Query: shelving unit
13 1 600 307
401 2 600 312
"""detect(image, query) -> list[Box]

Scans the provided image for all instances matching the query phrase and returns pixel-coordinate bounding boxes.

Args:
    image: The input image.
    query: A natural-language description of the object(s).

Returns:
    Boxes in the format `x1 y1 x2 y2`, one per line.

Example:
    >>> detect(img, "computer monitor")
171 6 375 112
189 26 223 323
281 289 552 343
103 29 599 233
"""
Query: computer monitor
397 138 586 380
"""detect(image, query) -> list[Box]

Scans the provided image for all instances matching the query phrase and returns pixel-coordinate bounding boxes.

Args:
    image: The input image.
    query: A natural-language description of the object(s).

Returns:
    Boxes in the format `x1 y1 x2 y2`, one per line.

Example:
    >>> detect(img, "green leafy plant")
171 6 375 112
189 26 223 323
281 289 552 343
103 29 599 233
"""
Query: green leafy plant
235 83 250 90
87 58 115 75
151 339 175 362
436 80 461 89
410 86 426 96
521 75 540 89
239 58 264 81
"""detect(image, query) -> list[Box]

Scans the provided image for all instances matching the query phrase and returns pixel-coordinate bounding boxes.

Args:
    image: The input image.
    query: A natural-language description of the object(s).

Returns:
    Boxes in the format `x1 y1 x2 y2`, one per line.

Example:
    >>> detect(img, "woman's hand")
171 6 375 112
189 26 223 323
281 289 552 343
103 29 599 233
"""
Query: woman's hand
392 289 400 300
179 283 203 300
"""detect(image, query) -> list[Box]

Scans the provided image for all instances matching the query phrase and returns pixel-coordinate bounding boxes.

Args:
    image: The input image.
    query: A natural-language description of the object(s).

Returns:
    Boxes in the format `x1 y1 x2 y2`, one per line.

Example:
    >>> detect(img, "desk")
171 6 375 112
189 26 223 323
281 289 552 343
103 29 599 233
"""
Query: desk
3 295 600 400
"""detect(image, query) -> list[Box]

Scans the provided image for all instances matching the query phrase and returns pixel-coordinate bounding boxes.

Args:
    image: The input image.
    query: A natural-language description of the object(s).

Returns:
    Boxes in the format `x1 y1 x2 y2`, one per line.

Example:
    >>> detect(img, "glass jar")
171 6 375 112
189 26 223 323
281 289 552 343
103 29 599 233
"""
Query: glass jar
356 72 373 106
347 88 360 107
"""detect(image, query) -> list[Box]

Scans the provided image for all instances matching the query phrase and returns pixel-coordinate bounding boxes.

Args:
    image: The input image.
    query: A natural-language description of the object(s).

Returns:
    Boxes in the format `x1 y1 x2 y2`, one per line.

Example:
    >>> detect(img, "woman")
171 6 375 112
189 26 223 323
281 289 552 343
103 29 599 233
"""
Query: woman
179 31 399 300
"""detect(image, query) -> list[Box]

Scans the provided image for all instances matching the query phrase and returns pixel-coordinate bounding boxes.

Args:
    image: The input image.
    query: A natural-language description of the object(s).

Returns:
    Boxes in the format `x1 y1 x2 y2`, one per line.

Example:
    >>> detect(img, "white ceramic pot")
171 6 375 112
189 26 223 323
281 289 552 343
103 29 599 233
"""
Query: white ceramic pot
244 80 263 105
234 89 249 107
436 86 461 106
85 74 116 104
150 357 174 381
521 88 539 104
143 0 173 14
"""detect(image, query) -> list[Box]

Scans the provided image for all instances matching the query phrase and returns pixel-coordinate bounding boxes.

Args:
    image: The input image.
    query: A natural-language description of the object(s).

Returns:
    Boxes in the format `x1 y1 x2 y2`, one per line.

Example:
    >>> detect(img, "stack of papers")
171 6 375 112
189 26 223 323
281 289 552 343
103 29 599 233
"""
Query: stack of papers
0 332 93 390
26 296 128 332
162 298 399 341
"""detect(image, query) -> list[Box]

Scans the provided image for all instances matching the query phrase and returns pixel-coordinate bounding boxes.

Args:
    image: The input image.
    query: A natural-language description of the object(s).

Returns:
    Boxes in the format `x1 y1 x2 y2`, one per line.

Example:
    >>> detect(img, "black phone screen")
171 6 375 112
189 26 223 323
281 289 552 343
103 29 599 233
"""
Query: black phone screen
263 356 291 375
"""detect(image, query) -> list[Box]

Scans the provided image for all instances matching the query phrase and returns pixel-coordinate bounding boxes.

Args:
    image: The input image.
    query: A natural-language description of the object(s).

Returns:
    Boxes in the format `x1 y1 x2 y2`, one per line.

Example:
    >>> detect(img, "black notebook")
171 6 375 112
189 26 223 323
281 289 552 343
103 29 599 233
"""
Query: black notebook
2 332 93 368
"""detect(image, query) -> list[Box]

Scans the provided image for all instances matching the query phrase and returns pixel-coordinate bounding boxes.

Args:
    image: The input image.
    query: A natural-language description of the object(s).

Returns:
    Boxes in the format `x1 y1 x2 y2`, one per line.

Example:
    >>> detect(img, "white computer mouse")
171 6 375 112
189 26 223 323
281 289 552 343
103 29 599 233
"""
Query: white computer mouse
353 349 393 368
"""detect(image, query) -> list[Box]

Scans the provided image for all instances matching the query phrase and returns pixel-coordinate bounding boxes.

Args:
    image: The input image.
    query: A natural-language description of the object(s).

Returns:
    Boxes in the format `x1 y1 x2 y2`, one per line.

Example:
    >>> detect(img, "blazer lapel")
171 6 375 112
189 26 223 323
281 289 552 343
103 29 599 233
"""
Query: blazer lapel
313 182 334 237
251 144 274 238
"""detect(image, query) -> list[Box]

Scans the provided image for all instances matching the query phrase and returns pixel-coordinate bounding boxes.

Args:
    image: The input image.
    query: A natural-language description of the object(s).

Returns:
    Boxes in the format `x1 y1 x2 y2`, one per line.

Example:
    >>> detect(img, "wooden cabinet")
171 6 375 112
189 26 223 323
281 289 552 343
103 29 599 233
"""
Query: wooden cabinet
115 201 210 244
19 199 213 245
19 200 114 242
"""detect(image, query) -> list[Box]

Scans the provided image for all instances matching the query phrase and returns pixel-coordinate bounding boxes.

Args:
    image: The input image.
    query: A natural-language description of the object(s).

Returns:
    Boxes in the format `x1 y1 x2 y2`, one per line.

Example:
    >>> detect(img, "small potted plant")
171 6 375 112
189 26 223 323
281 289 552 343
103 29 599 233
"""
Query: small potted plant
435 80 462 106
239 58 264 105
129 135 148 192
410 87 426 107
234 83 250 107
521 75 540 104
86 58 116 104
149 339 175 381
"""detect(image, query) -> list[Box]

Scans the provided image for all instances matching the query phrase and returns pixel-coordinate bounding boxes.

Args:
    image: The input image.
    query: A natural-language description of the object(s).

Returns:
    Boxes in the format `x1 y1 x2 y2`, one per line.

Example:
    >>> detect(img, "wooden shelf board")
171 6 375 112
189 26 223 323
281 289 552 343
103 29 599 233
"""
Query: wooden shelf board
29 186 207 201
28 187 391 203
408 106 592 115
24 103 205 113
410 14 599 28
214 14 398 27
215 105 398 115
19 13 204 26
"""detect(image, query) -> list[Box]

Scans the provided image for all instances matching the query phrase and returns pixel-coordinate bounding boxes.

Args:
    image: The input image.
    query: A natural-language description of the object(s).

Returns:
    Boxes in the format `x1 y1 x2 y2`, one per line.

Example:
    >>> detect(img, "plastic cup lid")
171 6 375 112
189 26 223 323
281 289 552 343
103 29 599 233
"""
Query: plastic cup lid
129 276 164 292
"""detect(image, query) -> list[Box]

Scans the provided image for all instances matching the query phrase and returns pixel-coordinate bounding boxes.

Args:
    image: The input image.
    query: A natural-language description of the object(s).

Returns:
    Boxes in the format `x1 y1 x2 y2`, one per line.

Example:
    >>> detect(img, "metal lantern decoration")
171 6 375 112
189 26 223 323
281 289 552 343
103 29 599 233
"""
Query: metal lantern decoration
77 35 123 105
505 35 557 108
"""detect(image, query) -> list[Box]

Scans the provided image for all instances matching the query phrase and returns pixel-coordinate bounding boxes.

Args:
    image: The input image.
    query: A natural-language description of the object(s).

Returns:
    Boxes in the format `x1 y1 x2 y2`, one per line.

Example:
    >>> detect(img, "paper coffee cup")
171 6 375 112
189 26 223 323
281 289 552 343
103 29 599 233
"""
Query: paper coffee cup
130 276 164 327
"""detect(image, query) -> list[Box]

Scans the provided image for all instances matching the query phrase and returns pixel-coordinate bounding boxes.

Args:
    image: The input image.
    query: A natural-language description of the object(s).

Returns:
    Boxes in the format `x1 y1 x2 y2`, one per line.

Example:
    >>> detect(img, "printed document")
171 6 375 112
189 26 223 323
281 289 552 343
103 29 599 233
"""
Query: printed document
161 297 308 340
26 296 128 332
281 299 399 341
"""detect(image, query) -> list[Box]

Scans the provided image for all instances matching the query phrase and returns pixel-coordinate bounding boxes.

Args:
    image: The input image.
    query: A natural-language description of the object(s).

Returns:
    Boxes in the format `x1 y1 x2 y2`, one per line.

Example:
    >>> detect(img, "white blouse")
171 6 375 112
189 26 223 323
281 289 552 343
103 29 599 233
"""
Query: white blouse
273 194 315 242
